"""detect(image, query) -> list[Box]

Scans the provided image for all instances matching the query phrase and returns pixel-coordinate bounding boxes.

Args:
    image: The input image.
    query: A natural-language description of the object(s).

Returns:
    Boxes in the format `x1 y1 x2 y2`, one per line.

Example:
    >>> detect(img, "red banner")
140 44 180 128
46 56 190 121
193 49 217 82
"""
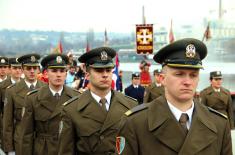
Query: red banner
136 24 153 54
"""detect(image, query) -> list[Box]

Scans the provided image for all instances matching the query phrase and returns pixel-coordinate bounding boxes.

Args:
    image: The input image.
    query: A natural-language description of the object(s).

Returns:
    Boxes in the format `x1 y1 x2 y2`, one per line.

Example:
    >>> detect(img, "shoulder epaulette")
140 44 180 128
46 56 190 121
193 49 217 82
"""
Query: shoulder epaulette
63 96 79 106
125 95 137 102
208 107 228 119
6 83 16 89
125 103 148 116
72 88 81 94
27 89 39 96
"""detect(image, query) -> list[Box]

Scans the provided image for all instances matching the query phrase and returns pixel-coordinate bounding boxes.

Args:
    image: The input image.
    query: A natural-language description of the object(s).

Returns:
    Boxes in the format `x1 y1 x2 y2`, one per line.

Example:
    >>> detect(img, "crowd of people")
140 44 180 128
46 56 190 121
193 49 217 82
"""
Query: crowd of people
0 37 233 155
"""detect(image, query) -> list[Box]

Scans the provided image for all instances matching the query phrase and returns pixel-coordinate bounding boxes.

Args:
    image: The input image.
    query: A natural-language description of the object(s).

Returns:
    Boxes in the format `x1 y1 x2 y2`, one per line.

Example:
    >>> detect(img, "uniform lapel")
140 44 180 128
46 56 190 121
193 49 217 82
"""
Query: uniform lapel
38 86 55 112
208 86 228 104
148 96 186 153
15 80 29 99
77 90 106 123
35 80 44 88
179 102 217 154
50 86 75 118
100 91 132 133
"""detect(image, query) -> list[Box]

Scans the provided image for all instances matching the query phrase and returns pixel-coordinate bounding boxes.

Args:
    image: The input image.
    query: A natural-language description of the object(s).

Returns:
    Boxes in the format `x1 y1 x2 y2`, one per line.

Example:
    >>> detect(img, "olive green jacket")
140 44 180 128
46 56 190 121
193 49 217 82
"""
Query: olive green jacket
19 85 80 155
58 90 138 155
3 79 45 153
117 96 232 155
200 86 234 128
143 83 164 103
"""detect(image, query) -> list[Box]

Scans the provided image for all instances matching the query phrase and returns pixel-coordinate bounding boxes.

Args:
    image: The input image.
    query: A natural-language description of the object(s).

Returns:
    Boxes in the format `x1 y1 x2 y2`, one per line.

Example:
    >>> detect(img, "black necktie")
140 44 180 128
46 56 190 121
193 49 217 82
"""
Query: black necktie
29 84 35 90
55 93 60 100
179 113 189 134
100 98 107 113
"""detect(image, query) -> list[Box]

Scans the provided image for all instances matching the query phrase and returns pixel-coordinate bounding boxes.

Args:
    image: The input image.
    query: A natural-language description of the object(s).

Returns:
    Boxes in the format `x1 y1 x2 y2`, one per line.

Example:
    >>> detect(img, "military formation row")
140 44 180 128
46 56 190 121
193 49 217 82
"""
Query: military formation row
0 38 233 155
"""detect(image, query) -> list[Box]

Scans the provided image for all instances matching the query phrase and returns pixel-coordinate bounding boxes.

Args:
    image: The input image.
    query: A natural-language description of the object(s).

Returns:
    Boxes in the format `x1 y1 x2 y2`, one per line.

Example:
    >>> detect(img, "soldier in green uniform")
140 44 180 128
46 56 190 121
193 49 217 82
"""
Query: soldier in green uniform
58 47 138 155
116 38 232 155
3 54 45 155
0 58 22 148
19 53 80 155
143 69 164 103
200 71 234 129
0 57 9 83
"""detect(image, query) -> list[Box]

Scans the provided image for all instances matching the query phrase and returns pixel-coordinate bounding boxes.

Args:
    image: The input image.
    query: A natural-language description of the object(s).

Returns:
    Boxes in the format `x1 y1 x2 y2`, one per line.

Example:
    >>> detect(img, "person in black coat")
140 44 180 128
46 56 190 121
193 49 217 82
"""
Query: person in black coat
125 72 145 104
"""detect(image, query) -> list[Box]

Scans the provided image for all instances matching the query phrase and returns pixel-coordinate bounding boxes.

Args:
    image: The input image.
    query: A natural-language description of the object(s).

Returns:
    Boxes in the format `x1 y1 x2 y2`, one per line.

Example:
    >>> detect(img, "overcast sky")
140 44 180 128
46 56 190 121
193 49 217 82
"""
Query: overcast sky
0 0 234 32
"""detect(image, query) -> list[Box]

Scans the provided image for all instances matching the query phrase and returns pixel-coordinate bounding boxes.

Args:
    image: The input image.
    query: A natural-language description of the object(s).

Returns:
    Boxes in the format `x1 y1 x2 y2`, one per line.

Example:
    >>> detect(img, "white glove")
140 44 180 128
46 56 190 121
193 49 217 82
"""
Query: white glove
8 151 15 155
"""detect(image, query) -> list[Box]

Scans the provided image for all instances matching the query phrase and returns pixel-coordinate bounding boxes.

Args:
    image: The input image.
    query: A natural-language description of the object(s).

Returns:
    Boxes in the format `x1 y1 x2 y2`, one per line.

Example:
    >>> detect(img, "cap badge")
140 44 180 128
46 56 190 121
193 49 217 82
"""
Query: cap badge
56 56 63 63
185 44 196 58
216 71 221 75
101 51 108 61
0 59 6 64
16 58 19 63
31 56 36 62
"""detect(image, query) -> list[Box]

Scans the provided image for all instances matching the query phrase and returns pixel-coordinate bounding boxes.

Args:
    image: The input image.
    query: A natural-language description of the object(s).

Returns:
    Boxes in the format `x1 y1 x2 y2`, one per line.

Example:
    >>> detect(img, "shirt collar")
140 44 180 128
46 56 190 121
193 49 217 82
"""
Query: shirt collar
213 88 220 92
0 76 7 82
155 83 161 87
90 91 111 106
24 80 37 88
11 77 19 84
49 86 63 96
133 85 139 88
167 100 194 128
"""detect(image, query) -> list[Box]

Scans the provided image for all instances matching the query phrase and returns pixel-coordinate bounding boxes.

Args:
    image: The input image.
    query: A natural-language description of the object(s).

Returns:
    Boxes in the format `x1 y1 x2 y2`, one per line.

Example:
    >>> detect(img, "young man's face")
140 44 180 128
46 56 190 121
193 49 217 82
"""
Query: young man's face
47 68 67 87
162 66 199 103
23 65 40 82
154 73 162 84
0 66 9 77
211 78 222 89
87 67 113 91
10 66 22 79
132 77 140 85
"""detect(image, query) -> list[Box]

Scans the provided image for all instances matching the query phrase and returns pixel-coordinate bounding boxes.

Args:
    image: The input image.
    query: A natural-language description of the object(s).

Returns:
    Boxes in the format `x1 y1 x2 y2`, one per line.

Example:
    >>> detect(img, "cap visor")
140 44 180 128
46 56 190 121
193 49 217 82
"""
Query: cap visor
167 63 203 69
23 63 40 66
89 62 115 68
48 66 67 69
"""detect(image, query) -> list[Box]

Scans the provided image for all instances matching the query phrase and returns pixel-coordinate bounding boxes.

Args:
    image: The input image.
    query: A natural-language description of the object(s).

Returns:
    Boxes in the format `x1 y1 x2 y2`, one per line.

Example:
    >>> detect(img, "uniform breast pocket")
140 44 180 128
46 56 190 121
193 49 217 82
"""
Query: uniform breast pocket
34 110 52 132
77 121 101 150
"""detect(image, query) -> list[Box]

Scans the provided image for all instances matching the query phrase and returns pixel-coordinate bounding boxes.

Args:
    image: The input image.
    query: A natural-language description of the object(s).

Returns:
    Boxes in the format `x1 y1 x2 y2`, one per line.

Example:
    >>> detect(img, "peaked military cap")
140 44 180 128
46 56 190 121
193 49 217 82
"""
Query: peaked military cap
41 53 69 69
210 71 222 79
9 58 21 67
153 69 162 75
78 47 116 68
0 56 9 66
132 72 140 79
153 38 207 69
18 54 40 66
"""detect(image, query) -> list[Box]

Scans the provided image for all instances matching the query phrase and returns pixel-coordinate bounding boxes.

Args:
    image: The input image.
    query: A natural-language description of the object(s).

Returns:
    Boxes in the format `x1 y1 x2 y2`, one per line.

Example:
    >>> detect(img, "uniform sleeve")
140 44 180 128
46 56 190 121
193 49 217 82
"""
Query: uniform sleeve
116 117 138 155
58 110 76 155
221 120 232 155
143 87 150 103
19 95 34 155
227 94 234 129
199 90 207 106
3 89 15 152
124 88 128 96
